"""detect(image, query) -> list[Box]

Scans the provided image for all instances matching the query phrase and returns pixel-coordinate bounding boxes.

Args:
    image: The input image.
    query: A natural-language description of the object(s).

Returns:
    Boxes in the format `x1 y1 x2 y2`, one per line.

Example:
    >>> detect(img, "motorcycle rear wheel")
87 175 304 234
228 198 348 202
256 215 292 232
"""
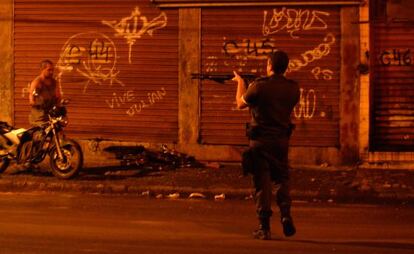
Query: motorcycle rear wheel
49 139 83 179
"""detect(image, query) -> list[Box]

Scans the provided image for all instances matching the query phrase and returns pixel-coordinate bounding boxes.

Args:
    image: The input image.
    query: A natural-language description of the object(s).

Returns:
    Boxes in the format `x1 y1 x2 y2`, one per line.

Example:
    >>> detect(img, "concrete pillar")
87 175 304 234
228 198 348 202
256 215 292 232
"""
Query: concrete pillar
0 0 14 124
340 6 361 164
178 8 201 144
358 1 371 158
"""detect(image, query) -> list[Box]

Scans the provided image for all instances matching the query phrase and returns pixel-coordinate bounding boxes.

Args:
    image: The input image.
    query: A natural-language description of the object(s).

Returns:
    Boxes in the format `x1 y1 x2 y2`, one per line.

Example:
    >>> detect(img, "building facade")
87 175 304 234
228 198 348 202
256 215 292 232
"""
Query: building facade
360 0 414 169
0 0 412 168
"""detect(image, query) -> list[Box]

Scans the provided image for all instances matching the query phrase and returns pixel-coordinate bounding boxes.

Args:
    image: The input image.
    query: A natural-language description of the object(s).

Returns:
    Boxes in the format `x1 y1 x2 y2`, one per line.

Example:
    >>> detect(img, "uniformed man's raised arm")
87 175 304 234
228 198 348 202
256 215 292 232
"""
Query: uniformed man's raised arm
232 71 248 110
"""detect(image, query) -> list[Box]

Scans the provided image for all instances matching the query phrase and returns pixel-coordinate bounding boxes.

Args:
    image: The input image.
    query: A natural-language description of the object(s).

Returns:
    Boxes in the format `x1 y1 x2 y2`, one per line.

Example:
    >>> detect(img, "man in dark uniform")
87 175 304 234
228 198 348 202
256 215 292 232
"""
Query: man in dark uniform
233 51 300 240
29 59 61 127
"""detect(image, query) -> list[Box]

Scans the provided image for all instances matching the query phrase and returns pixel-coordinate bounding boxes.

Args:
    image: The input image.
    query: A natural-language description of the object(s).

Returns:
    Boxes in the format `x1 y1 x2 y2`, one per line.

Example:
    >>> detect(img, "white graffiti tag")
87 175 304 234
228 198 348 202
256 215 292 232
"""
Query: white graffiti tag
102 6 167 63
126 88 167 117
57 32 124 94
287 33 336 73
294 88 316 120
105 88 167 117
311 67 333 80
263 8 330 38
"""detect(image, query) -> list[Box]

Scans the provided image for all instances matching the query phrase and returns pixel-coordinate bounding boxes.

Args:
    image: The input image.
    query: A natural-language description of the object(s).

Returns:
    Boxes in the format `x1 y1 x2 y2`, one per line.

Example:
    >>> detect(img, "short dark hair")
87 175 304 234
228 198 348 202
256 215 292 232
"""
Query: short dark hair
40 59 54 70
268 51 289 74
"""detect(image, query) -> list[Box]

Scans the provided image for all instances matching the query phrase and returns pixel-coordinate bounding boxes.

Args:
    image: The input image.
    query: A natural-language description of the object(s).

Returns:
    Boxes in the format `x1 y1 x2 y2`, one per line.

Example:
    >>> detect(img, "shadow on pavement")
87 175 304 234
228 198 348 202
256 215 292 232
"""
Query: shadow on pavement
282 239 414 250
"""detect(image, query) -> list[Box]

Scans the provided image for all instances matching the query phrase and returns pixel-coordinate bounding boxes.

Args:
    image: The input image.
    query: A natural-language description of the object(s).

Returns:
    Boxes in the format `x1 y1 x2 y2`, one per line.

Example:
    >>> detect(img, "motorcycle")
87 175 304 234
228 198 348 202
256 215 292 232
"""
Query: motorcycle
0 100 83 179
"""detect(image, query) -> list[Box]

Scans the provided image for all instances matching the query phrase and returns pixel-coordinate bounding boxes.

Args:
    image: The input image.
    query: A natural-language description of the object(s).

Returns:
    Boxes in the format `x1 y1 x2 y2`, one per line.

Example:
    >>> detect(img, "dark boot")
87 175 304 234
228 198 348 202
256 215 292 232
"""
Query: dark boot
253 217 271 240
281 216 296 237
280 206 295 237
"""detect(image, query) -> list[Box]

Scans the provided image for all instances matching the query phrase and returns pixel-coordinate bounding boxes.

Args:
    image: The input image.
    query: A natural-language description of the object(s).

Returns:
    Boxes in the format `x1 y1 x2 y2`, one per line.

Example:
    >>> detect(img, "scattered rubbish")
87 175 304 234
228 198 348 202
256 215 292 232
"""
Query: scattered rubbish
214 193 226 201
188 192 206 199
104 170 140 177
245 194 253 200
383 183 392 188
156 194 163 199
350 181 360 189
327 199 334 203
141 190 150 196
310 178 316 182
292 200 309 204
320 162 329 168
360 179 372 192
104 145 203 171
206 162 221 169
167 192 180 199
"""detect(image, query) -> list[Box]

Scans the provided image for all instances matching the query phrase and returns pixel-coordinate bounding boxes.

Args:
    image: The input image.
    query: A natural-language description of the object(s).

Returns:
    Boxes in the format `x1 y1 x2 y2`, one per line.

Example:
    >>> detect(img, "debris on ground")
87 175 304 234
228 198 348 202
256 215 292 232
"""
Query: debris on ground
214 193 226 201
188 192 206 199
141 190 151 197
167 192 180 199
244 194 253 200
104 145 203 171
205 162 222 169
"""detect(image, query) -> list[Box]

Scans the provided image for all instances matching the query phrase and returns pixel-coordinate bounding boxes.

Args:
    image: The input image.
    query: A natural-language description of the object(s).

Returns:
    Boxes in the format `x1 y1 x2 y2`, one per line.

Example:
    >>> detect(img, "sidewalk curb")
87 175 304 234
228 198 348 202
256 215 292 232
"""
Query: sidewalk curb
0 176 413 206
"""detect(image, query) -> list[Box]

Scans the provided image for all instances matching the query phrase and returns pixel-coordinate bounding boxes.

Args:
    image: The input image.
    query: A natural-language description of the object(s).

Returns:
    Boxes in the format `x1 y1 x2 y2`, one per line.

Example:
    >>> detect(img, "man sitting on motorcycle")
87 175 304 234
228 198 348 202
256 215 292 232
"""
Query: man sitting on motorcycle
29 59 62 127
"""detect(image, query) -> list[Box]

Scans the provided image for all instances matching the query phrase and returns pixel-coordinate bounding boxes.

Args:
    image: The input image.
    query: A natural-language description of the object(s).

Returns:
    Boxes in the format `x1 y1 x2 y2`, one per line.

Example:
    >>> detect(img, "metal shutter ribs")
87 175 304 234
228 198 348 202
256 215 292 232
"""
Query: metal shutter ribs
371 23 414 151
200 6 341 146
14 0 179 143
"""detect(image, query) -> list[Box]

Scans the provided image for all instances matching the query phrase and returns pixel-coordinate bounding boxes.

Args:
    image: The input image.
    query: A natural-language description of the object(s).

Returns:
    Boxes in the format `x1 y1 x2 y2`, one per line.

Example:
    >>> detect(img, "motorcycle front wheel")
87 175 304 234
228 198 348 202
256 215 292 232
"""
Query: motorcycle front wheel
0 156 10 173
49 139 83 179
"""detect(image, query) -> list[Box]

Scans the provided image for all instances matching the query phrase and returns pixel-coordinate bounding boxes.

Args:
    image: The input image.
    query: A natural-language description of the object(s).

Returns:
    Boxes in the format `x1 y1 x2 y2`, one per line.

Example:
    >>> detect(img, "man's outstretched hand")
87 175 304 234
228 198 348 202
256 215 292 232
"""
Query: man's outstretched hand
232 71 243 83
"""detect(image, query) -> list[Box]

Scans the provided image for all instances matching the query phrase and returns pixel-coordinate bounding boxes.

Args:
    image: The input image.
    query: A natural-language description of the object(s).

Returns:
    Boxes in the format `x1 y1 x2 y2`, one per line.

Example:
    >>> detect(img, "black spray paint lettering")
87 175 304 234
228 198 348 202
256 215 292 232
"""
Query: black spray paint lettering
379 49 412 66
68 45 81 64
63 40 112 66
89 39 111 63
223 38 276 58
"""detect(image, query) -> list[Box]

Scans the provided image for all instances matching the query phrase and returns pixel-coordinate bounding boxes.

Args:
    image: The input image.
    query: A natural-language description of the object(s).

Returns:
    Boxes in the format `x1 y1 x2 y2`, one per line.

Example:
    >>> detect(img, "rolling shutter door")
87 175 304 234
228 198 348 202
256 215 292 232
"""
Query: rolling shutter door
14 0 178 143
200 6 341 146
371 23 414 151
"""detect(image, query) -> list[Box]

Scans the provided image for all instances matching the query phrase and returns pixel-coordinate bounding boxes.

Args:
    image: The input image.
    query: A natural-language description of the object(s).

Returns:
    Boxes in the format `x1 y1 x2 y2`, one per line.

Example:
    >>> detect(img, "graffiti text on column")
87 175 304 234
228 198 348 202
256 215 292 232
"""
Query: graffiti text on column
379 49 412 66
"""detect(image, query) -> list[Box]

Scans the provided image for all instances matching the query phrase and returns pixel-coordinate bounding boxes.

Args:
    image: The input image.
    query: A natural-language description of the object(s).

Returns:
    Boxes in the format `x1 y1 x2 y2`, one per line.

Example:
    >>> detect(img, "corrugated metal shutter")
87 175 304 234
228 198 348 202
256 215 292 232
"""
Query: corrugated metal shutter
14 0 178 143
200 6 341 146
371 23 414 151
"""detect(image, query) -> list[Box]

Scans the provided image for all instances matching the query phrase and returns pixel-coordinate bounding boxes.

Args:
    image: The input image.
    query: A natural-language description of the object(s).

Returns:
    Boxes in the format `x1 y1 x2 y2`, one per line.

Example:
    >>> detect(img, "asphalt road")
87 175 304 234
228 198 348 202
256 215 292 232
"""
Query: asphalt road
0 192 413 254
